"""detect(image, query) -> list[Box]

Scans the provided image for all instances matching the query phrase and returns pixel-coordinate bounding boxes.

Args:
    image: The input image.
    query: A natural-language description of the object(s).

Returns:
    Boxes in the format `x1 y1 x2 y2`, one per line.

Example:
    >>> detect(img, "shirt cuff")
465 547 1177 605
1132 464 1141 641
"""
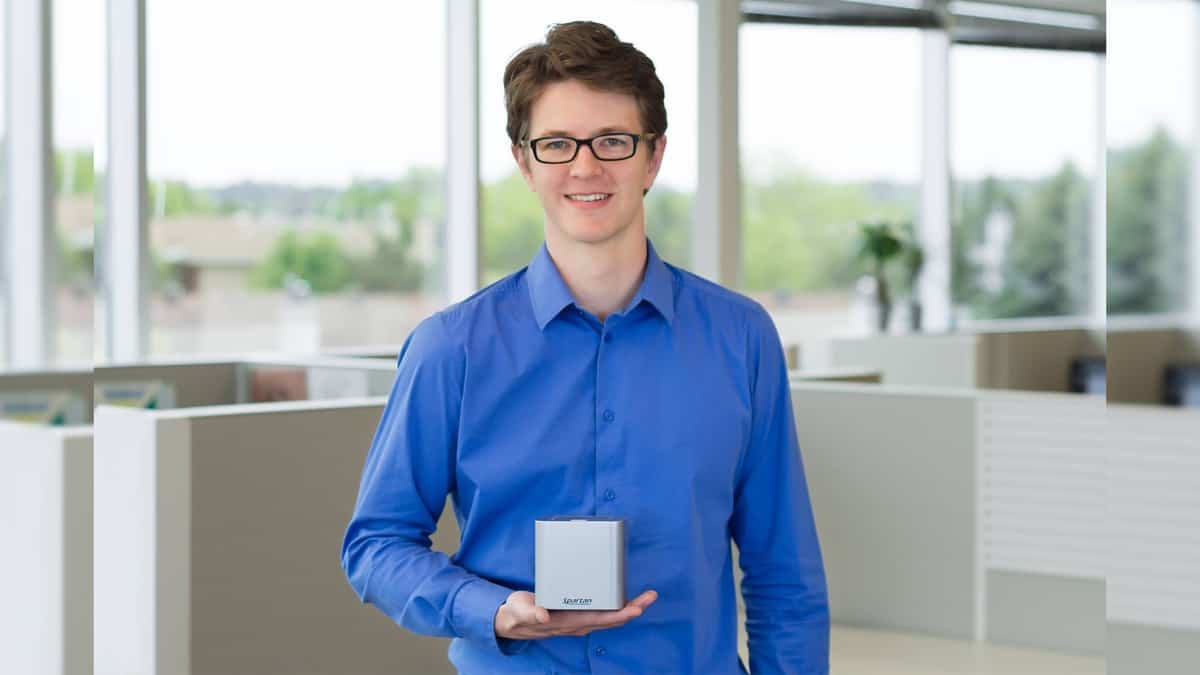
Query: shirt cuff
450 577 531 656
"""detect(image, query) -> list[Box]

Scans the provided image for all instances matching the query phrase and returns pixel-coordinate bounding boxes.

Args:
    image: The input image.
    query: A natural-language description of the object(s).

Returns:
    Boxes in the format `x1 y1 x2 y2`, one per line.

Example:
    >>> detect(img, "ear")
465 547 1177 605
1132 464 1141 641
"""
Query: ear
643 134 667 193
512 144 536 192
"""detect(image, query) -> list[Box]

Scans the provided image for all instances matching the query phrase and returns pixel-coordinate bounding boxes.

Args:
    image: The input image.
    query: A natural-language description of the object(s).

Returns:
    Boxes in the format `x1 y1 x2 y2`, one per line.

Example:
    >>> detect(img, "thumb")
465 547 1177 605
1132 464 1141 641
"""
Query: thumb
506 591 547 625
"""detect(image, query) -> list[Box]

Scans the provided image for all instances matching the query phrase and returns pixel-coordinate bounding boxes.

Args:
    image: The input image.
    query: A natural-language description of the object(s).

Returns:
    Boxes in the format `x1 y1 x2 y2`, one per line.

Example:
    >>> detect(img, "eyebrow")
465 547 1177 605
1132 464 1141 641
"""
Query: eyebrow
533 126 635 138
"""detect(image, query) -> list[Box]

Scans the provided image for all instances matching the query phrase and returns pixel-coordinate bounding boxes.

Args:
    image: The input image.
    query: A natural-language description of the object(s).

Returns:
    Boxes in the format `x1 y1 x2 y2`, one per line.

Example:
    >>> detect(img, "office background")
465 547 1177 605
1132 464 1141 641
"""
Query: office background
1 1 1198 674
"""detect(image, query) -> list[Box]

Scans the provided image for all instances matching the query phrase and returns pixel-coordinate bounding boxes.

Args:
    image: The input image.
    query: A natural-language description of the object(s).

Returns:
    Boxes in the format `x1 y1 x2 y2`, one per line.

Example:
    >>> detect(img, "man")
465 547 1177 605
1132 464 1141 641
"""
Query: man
342 21 829 674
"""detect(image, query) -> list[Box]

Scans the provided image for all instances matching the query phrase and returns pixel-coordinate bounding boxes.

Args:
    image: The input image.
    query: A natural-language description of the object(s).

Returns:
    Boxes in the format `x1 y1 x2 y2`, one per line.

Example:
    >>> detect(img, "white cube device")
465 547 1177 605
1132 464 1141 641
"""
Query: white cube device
535 516 626 611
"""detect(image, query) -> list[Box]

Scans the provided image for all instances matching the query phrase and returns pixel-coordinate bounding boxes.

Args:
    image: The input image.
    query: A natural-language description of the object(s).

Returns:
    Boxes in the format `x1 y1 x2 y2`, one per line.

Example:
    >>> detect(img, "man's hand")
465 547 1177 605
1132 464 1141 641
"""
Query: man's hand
494 589 658 640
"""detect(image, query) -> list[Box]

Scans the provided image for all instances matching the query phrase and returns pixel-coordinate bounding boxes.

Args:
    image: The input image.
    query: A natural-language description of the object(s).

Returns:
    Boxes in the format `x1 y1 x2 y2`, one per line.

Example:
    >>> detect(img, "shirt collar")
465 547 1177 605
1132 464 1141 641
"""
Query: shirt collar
527 238 676 331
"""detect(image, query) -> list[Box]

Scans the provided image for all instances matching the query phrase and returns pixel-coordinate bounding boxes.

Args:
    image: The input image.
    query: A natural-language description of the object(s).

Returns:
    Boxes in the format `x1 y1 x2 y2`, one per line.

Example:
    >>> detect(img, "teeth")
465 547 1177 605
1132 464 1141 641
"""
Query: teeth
567 193 609 202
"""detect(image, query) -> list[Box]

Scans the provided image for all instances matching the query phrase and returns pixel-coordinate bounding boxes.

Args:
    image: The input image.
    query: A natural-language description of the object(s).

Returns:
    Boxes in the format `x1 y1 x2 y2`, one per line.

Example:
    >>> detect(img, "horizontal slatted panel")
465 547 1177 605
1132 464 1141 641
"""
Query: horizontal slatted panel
979 395 1106 580
1108 405 1200 631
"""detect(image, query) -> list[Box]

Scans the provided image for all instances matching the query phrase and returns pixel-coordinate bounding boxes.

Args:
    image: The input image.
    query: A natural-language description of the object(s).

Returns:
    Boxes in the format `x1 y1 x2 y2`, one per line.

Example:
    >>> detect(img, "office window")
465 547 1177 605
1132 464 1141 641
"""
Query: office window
951 46 1100 320
1107 0 1195 315
479 0 697 282
740 25 921 342
146 0 446 356
54 0 100 366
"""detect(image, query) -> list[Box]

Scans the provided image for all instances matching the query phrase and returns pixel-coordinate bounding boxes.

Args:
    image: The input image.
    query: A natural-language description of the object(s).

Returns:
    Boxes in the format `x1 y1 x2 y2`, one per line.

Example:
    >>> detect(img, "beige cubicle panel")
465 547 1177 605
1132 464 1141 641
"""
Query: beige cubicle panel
0 422 93 675
791 381 1105 655
975 328 1104 392
94 356 399 409
0 368 94 424
1107 326 1200 405
96 361 241 408
95 399 458 675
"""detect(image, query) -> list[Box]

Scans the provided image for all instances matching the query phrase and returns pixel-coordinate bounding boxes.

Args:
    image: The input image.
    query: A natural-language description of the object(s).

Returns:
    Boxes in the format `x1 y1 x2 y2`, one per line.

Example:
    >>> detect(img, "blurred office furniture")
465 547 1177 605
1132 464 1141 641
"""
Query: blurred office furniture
794 381 1105 655
1106 322 1200 405
1107 403 1200 675
829 324 1106 393
0 420 93 675
789 366 882 384
1068 357 1106 395
1163 363 1200 407
94 398 459 675
0 369 96 675
0 357 402 675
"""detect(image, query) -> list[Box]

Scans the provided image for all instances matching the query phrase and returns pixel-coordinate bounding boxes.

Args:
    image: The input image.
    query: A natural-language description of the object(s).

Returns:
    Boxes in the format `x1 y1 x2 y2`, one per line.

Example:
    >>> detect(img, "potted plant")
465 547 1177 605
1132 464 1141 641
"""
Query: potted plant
855 222 903 333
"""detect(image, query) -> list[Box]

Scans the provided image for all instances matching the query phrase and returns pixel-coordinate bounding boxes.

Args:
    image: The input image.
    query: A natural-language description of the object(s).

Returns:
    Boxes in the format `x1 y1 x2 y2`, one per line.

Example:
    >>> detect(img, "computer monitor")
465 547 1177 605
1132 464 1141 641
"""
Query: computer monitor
1163 363 1200 407
1068 357 1106 395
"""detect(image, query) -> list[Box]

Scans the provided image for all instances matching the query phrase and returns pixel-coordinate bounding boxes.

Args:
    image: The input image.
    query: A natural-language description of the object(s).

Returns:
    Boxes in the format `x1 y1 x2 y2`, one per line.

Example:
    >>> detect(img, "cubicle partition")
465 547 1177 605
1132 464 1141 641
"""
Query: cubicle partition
321 344 404 362
1 357 402 675
0 369 97 674
95 356 398 408
1106 324 1200 405
0 422 93 675
827 325 1105 393
788 366 881 385
791 381 1105 655
0 367 93 424
94 398 458 675
1107 403 1200 675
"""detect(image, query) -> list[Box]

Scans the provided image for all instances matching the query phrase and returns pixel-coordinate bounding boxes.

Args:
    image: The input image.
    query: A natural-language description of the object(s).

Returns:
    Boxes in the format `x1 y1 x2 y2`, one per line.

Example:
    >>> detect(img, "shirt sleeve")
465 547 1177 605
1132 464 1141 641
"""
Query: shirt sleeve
340 314 527 655
730 311 830 675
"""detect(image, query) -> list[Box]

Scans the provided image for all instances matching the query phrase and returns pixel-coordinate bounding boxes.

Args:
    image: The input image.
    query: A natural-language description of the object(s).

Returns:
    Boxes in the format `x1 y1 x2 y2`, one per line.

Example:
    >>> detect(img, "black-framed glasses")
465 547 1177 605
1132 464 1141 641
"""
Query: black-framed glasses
524 133 653 164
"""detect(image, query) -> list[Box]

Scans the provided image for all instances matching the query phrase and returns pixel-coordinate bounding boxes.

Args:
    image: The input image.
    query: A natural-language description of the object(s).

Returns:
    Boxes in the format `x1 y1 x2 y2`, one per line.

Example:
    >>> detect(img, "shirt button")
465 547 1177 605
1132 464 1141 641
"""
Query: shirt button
602 409 615 422
603 489 616 501
594 646 606 656
603 333 613 342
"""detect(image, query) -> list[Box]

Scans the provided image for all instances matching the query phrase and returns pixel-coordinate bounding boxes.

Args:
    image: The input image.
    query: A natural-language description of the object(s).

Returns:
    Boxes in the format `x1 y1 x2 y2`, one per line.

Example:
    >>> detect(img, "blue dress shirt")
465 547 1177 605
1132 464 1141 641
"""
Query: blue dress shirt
342 239 829 674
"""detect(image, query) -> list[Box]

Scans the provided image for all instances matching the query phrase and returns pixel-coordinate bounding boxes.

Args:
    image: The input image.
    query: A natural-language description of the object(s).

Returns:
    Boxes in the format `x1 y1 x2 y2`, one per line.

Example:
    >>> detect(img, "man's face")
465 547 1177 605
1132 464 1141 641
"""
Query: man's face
513 79 666 248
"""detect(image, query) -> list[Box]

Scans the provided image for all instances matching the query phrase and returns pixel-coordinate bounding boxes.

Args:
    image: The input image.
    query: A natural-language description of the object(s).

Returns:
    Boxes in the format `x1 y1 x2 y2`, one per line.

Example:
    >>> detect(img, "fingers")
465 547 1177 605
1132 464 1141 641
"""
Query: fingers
506 590 660 640
629 589 658 610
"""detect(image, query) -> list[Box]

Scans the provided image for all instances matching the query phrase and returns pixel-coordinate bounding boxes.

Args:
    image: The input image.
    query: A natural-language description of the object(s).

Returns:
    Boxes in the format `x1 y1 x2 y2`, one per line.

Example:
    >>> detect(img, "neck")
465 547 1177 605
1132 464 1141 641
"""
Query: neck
545 226 648 323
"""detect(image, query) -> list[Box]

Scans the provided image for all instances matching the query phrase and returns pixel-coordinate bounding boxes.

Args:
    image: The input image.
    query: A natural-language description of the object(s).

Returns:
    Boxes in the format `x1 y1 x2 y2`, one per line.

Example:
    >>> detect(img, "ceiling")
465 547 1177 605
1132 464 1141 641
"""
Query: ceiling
741 0 1108 52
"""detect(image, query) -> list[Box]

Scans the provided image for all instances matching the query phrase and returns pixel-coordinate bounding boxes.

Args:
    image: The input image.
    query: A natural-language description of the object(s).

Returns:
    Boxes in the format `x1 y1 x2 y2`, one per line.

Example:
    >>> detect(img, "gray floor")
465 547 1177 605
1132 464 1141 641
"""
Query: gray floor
737 624 1105 675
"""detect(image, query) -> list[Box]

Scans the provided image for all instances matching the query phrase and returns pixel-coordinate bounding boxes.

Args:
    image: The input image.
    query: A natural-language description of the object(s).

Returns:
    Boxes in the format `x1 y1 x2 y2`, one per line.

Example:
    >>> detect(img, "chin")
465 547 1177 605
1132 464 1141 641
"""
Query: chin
561 220 626 245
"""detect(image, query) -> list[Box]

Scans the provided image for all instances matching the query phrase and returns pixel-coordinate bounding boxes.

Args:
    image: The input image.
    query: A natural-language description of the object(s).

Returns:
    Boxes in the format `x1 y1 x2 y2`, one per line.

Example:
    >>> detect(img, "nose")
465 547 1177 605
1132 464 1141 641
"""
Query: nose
569 143 604 179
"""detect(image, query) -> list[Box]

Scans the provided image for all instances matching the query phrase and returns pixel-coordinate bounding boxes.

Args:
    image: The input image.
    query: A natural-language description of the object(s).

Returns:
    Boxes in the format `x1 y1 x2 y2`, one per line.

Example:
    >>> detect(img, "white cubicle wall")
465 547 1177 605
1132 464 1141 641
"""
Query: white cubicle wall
792 382 1106 654
1107 404 1200 675
0 369 96 675
827 326 1105 392
94 399 458 675
0 422 93 675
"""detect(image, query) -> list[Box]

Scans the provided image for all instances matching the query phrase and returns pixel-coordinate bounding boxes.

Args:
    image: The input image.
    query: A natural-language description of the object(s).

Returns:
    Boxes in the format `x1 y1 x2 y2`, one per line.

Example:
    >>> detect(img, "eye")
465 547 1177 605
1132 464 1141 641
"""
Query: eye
542 139 570 151
600 136 630 148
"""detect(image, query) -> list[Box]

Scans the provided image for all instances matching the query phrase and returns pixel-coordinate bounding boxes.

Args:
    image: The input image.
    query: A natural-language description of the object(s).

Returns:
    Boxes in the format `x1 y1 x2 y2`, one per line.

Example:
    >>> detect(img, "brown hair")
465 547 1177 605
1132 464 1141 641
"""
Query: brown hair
503 21 667 150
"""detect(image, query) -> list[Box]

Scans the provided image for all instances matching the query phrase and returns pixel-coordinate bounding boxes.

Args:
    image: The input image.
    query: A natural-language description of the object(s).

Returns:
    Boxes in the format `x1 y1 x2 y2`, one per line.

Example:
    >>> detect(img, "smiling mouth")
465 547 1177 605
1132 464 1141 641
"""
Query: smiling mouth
565 193 612 203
